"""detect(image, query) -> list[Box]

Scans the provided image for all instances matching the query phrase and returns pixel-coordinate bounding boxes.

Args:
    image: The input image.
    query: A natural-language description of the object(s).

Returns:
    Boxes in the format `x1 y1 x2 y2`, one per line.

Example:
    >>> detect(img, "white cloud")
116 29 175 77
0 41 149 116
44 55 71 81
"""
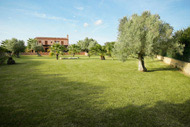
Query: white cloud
94 20 103 25
83 23 89 27
75 7 84 10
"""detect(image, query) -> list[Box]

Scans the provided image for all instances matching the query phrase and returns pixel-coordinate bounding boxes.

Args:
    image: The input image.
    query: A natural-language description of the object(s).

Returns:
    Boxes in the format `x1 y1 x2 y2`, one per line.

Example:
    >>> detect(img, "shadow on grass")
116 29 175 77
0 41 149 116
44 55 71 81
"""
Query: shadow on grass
0 72 190 127
101 100 190 127
147 67 179 72
1 57 190 127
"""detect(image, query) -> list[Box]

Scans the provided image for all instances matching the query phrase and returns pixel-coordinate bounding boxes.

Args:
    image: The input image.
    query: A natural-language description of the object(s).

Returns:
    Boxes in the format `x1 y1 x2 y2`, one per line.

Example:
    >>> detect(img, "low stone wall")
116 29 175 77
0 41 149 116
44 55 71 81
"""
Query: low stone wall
157 55 190 75
20 52 49 55
20 52 86 55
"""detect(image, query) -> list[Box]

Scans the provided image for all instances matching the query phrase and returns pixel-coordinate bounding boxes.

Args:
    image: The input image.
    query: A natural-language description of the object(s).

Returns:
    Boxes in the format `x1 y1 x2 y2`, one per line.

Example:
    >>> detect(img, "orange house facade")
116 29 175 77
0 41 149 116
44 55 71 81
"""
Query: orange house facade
35 35 69 52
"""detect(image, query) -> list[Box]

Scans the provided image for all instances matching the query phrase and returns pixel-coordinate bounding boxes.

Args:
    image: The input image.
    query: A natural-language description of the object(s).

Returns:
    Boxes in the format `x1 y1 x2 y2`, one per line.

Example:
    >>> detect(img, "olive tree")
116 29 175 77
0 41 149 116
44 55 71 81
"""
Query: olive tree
27 38 44 56
115 11 184 72
2 38 25 58
77 37 97 57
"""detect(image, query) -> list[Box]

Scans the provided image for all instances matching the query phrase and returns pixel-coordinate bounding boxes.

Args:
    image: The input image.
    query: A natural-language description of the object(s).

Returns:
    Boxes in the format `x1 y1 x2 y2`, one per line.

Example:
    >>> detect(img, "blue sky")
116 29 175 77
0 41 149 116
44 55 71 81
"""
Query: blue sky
0 0 190 45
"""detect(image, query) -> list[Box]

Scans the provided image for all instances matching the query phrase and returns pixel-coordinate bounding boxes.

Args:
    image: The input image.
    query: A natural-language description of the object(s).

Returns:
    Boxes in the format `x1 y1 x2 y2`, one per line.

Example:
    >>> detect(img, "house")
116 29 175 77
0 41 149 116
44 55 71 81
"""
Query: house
35 35 69 52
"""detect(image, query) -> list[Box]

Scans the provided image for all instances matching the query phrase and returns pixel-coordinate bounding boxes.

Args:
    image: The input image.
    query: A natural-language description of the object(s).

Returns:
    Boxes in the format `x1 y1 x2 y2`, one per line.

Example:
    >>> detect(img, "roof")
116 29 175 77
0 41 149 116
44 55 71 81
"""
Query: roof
35 37 68 40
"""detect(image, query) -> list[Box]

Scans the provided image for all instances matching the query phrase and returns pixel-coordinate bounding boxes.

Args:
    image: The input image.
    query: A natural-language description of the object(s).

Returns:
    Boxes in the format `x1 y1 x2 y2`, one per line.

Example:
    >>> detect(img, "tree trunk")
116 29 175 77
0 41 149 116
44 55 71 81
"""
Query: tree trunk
100 56 105 60
7 57 15 65
73 53 75 57
16 52 20 58
37 52 41 56
11 52 14 56
56 54 59 60
138 55 147 72
86 51 90 58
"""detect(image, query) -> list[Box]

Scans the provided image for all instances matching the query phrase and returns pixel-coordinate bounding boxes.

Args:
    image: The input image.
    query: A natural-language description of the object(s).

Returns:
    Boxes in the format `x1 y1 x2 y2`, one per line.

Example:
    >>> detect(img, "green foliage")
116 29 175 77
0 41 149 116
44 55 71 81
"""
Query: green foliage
68 44 81 56
105 42 115 58
170 27 190 62
27 38 44 56
34 45 44 52
49 52 54 57
90 44 107 60
27 38 35 50
27 38 43 51
115 11 184 62
77 37 98 57
50 43 66 59
2 38 25 57
0 46 8 64
50 43 66 54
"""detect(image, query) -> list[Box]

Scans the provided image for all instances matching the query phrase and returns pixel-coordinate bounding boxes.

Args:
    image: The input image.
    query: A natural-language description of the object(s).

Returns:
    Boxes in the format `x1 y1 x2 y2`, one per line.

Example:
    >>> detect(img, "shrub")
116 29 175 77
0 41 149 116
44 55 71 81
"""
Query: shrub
0 47 8 65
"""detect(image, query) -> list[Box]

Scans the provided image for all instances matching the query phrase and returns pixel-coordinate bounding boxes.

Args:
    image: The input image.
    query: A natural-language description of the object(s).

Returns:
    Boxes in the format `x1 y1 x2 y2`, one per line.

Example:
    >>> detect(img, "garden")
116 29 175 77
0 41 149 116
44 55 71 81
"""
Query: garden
0 55 190 126
0 11 190 127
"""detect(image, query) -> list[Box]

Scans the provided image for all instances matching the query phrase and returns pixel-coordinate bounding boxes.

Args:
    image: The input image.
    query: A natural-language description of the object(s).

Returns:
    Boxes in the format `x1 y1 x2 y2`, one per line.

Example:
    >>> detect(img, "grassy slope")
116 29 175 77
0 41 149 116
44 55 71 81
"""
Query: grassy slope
0 55 190 127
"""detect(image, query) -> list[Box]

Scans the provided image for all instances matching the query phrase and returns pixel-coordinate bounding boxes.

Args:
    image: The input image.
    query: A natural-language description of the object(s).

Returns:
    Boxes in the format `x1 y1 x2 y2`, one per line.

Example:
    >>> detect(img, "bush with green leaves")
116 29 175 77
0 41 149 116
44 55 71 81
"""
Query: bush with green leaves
0 46 8 65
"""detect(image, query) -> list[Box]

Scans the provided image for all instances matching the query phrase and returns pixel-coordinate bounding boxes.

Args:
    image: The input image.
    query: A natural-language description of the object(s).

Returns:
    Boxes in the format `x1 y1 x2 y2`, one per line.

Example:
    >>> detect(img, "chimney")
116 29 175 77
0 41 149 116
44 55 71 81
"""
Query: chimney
67 34 69 45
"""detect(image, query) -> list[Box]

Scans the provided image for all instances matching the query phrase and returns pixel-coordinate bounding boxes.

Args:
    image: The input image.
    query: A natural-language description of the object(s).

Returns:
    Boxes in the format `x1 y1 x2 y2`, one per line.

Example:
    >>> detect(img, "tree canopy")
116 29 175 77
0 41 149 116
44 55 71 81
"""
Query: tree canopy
105 42 115 58
50 43 66 60
2 38 25 58
115 11 184 71
77 37 98 57
27 38 44 56
68 44 81 57
171 27 190 62
90 44 107 60
0 46 8 64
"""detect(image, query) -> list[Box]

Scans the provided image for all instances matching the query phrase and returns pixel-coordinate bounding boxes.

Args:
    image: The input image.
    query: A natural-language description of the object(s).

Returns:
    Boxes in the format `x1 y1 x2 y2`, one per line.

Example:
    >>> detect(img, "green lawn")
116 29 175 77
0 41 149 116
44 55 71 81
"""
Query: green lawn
0 55 190 127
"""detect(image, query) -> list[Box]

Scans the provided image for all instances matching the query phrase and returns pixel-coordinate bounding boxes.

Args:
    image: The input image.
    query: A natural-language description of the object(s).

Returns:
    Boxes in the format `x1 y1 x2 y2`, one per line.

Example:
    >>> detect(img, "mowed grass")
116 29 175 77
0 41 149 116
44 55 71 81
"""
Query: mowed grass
0 55 190 127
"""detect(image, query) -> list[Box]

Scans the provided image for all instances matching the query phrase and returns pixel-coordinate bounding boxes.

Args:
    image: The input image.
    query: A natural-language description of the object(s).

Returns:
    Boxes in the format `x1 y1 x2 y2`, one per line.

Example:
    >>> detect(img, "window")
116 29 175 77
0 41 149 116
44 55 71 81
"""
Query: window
61 41 64 45
55 41 59 43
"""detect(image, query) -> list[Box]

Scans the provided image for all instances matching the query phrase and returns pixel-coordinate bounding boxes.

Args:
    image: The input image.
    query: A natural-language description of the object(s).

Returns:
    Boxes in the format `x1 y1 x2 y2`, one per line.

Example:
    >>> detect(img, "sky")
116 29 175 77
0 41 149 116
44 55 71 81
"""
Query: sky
0 0 190 45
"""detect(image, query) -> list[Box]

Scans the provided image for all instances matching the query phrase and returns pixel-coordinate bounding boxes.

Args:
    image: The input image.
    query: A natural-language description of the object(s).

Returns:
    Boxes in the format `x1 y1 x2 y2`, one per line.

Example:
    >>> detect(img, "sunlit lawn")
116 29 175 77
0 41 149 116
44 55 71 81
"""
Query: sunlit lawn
0 55 190 127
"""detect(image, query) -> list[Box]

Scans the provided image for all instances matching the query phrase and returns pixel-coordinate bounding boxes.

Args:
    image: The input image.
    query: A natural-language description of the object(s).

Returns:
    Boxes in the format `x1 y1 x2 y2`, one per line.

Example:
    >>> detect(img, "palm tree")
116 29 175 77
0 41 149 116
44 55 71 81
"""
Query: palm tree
68 44 81 57
50 43 66 60
105 42 115 59
90 44 107 60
